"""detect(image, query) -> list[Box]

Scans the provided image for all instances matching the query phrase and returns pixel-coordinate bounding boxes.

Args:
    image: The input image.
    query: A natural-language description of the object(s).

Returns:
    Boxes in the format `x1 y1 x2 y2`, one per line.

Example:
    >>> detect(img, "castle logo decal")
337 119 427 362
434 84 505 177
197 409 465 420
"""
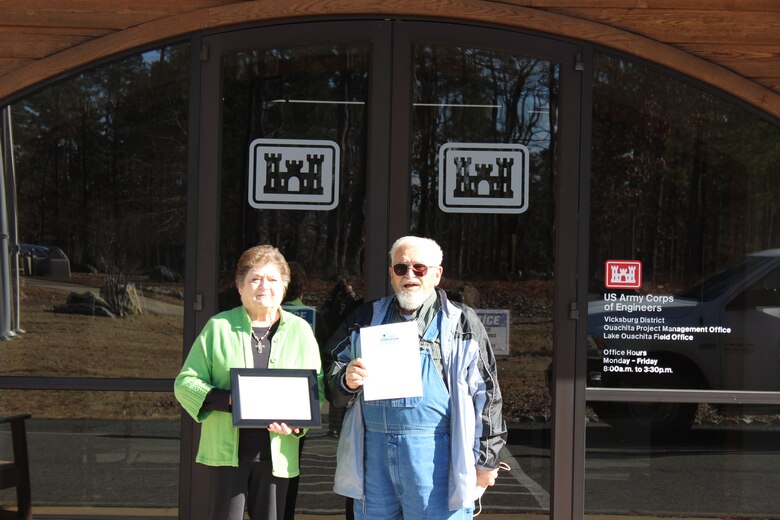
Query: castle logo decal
438 142 530 214
248 139 339 210
604 260 642 289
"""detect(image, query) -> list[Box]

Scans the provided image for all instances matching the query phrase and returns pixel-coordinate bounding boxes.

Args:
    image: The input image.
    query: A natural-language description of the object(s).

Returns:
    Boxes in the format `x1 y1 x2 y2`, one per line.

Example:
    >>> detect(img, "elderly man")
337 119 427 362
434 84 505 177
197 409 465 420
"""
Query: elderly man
326 236 506 519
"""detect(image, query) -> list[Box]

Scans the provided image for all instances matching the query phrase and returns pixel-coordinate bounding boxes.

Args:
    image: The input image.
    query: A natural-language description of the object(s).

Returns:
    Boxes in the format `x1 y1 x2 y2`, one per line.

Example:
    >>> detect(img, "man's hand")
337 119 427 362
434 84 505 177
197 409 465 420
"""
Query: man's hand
476 467 498 488
344 358 367 391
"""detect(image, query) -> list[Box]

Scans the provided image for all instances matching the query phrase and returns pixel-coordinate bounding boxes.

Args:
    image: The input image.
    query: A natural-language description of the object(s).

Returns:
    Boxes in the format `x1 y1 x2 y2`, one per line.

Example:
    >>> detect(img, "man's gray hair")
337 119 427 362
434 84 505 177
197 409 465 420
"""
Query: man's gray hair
388 236 443 266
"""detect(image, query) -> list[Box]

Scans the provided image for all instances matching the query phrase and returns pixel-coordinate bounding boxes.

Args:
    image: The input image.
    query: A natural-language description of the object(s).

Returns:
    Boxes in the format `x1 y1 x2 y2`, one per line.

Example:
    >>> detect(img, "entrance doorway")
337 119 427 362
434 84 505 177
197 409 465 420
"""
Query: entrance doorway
188 19 584 518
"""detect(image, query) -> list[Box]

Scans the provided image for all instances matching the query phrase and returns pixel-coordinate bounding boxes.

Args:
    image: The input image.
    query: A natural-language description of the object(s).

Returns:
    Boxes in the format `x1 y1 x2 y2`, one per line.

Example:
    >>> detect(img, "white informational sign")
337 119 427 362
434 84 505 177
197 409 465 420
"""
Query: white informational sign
475 309 510 356
359 321 423 401
438 142 530 214
282 304 317 332
247 138 340 210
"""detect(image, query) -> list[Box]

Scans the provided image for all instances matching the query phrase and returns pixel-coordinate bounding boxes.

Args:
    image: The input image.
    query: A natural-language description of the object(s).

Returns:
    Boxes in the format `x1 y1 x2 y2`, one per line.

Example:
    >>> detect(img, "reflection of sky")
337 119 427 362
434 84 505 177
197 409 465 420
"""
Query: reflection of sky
410 54 554 190
410 86 554 195
413 102 551 152
228 47 370 103
141 49 162 64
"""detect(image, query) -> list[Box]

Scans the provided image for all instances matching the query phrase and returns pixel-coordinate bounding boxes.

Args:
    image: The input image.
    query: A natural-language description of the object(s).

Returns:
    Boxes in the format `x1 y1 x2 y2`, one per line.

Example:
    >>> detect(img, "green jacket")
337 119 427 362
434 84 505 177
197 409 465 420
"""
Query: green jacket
174 305 324 477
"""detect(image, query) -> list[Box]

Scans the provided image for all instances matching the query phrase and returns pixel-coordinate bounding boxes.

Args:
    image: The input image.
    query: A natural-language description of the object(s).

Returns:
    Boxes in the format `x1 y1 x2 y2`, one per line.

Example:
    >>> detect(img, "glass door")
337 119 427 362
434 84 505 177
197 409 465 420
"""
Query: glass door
389 22 584 518
190 19 584 519
188 21 393 515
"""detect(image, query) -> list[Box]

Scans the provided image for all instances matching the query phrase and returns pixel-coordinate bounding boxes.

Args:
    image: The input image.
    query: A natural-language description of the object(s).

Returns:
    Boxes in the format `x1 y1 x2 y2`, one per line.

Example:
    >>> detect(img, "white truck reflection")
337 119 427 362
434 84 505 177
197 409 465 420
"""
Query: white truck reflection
587 249 780 432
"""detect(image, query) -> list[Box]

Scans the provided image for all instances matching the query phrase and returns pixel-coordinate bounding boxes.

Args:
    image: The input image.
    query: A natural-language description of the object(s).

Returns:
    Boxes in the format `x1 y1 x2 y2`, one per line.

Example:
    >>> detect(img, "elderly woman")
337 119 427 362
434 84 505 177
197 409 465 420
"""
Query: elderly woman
175 245 323 520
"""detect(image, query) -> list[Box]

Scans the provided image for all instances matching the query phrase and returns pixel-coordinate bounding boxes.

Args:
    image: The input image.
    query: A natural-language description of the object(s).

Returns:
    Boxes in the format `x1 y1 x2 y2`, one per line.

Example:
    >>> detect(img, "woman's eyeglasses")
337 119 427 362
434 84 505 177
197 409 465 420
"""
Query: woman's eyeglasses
392 263 435 277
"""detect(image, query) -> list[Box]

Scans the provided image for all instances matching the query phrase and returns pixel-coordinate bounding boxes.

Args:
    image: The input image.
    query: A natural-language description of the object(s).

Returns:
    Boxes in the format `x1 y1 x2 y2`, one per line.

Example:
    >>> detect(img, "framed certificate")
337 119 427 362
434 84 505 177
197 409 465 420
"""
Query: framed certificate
229 368 321 428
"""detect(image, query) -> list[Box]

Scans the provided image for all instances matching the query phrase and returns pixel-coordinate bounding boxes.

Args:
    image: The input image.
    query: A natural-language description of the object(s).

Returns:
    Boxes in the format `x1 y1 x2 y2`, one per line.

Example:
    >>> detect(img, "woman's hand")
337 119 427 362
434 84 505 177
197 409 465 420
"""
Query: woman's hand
344 358 367 391
267 422 300 436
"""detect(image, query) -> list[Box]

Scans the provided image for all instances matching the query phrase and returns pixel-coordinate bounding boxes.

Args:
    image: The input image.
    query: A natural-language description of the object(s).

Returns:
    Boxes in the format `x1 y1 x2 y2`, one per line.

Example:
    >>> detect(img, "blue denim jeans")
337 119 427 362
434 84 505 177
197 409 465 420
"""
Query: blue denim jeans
354 347 474 519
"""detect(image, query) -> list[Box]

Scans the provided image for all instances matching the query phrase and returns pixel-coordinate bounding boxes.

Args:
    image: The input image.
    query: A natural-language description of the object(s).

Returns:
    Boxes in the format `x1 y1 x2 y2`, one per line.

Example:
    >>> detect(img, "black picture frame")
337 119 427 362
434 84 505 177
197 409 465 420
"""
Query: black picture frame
229 368 321 428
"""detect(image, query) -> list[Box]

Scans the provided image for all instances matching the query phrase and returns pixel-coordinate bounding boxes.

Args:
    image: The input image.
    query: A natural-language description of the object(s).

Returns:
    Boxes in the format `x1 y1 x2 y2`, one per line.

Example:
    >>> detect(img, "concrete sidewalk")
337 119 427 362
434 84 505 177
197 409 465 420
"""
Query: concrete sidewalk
12 509 716 520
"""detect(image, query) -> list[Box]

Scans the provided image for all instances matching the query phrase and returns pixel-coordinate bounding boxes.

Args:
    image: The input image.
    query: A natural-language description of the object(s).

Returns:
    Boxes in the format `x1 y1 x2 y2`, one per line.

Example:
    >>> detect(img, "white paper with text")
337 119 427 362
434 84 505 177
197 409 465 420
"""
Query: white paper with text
360 321 423 401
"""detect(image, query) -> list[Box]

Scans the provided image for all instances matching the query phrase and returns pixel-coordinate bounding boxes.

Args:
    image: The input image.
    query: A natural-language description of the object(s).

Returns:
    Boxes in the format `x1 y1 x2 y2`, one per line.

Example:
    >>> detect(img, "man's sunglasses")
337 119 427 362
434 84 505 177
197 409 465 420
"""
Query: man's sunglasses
392 263 436 277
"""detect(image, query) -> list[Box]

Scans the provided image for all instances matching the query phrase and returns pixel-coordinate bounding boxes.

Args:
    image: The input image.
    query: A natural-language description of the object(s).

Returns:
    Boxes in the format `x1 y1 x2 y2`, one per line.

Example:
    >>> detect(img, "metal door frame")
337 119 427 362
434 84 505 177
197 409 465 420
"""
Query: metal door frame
185 18 588 520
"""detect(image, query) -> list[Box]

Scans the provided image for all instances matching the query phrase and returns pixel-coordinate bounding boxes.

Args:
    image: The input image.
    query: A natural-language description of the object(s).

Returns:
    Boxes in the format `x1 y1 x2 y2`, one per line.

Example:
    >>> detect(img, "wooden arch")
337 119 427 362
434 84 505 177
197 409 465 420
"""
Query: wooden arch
1 0 779 119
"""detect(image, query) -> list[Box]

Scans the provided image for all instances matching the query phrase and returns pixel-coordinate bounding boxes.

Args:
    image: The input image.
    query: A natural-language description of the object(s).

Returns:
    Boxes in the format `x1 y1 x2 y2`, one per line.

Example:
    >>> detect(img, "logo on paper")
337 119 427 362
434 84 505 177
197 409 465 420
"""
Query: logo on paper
248 139 339 210
605 260 642 289
438 142 529 214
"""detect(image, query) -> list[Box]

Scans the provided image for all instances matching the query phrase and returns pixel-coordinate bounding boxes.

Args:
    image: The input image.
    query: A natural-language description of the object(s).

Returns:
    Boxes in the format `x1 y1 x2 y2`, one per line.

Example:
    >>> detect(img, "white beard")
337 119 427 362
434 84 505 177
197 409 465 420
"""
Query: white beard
395 287 433 312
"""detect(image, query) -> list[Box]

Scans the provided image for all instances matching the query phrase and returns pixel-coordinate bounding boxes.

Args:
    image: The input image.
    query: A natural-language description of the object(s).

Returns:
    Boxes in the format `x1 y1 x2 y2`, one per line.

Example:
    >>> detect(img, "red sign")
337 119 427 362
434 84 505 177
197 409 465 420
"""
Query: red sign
605 260 642 289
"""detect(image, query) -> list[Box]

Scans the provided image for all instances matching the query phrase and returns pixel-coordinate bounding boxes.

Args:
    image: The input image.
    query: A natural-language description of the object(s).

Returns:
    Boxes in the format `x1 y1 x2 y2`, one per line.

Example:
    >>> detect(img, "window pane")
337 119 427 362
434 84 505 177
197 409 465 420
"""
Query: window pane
587 55 780 396
410 44 558 515
586 52 780 518
217 45 370 450
0 390 179 511
586 404 780 518
3 44 190 379
218 44 369 326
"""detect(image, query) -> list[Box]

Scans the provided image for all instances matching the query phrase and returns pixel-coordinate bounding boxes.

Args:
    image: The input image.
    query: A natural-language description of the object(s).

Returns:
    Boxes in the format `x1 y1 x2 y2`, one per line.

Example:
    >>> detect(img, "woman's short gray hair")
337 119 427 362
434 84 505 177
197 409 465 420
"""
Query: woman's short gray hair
235 245 291 289
388 236 443 266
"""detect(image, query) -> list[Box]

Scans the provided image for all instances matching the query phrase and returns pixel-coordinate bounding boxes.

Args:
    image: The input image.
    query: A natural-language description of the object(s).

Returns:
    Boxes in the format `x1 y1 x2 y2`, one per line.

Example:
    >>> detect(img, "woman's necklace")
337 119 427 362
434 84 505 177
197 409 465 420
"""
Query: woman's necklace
249 308 278 353
251 327 271 354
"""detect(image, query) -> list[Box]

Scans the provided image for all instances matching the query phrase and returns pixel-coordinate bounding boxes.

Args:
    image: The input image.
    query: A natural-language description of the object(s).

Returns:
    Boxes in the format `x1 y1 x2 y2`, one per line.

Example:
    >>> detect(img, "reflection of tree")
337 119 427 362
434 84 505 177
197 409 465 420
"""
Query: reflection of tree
411 46 557 279
591 55 780 289
220 46 369 280
12 45 190 275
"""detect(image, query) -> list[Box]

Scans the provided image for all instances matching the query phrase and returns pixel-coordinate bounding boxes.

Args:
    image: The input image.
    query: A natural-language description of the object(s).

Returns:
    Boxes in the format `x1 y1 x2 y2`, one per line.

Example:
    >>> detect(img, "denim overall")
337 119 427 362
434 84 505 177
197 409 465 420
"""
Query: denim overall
354 312 473 520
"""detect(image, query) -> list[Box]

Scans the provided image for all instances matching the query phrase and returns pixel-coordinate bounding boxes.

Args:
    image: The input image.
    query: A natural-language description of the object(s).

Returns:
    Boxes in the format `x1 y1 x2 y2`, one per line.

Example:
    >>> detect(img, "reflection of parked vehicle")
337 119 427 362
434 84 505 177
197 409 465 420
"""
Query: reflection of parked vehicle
18 243 70 277
19 243 49 260
588 249 780 433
